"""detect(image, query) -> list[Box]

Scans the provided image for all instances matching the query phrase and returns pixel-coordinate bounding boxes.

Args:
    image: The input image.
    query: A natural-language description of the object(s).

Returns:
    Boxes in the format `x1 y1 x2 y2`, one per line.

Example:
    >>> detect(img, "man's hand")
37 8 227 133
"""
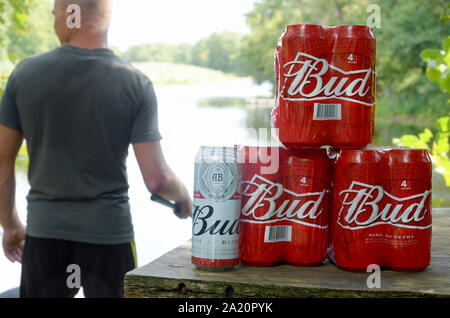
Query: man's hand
0 124 24 263
134 141 193 219
176 197 193 219
2 221 25 263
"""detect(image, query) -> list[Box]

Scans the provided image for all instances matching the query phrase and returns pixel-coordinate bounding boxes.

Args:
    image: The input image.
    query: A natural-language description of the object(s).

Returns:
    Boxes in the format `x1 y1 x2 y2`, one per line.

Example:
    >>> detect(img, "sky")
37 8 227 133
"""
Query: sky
108 0 258 50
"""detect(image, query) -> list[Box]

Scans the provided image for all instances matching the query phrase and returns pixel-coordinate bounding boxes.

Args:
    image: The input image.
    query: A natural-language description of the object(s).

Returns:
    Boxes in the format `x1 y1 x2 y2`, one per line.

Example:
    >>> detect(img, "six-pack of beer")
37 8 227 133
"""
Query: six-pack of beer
192 24 432 273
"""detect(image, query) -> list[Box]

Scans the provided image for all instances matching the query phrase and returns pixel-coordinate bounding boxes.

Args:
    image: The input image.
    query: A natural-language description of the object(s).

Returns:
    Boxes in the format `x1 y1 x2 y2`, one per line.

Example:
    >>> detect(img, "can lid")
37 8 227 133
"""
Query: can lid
332 25 375 39
196 146 238 163
336 148 381 163
281 25 330 54
285 24 326 37
237 145 281 168
336 147 431 164
380 147 431 162
280 24 375 61
329 25 375 55
284 24 374 38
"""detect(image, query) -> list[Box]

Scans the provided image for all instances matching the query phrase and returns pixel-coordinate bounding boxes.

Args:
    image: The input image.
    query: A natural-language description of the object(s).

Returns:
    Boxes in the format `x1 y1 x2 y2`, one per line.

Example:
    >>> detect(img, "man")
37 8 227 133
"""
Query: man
0 0 192 298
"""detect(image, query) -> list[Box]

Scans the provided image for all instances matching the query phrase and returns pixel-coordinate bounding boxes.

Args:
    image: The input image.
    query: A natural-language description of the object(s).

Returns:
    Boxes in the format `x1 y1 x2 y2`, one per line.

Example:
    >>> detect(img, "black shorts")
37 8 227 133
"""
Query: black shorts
20 235 137 298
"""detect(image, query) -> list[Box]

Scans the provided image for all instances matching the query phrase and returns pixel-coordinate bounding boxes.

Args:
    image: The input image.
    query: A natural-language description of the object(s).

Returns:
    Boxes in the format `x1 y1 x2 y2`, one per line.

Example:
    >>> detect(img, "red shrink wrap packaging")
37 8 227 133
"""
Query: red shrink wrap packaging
329 148 432 272
272 24 376 148
239 146 331 266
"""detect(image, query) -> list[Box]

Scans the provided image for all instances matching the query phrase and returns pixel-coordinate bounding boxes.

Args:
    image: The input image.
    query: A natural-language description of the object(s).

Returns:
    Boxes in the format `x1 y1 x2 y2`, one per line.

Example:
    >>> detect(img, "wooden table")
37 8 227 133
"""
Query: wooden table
124 208 450 298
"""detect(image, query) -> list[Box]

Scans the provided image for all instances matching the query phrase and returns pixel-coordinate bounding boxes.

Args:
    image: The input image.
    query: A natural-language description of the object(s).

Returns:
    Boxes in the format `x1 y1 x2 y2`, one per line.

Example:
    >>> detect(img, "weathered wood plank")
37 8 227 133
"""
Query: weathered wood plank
125 208 450 298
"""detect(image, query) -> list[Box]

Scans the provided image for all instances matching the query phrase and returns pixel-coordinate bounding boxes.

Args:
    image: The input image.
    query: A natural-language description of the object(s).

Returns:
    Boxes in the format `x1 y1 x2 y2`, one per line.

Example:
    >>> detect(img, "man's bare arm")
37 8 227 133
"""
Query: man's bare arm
133 141 192 219
0 124 25 263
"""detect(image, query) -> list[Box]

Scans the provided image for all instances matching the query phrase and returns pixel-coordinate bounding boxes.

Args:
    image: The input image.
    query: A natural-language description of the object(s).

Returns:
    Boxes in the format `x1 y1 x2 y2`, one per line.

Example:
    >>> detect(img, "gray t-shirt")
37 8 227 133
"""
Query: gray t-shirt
0 44 162 244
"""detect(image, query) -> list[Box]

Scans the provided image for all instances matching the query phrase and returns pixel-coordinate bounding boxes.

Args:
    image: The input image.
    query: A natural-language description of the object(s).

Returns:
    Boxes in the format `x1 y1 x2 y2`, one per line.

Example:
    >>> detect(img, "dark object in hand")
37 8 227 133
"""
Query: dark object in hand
151 194 181 216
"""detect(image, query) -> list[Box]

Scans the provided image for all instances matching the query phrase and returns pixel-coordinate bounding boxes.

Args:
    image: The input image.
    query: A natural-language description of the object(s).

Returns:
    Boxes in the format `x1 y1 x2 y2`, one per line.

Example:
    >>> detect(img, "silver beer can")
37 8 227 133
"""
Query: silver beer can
191 146 240 271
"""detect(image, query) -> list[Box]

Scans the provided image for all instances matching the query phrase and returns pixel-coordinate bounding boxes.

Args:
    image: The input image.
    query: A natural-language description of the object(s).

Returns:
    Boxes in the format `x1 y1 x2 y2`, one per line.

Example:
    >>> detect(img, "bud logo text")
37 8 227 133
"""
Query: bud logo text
338 181 431 230
241 175 328 229
281 52 375 106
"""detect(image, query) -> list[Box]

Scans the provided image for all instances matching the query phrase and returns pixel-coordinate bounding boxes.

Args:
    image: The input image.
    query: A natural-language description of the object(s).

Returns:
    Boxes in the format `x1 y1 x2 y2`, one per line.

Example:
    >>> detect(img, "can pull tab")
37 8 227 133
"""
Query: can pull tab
151 194 181 216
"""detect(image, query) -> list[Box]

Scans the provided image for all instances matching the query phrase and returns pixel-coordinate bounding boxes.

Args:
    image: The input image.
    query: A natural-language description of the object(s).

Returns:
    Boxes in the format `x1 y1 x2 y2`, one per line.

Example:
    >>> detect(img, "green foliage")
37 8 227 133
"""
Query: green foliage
441 2 450 22
0 0 48 170
394 34 450 206
133 61 245 86
0 0 57 71
239 0 300 84
0 0 34 40
191 32 244 75
123 43 185 63
239 0 370 84
393 116 449 208
393 115 450 187
1 0 33 90
0 0 31 104
122 32 244 75
0 0 34 63
6 0 59 60
421 35 450 93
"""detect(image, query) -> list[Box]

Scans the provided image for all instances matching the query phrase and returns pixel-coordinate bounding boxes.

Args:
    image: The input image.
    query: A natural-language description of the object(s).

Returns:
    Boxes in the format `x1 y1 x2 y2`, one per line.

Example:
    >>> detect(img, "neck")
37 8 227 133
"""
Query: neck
67 30 109 49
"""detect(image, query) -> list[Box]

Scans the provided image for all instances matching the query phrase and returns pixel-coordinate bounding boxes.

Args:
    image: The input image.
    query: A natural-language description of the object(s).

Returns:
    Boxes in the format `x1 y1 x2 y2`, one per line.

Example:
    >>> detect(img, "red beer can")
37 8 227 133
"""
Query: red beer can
271 24 376 148
329 148 432 272
239 146 331 266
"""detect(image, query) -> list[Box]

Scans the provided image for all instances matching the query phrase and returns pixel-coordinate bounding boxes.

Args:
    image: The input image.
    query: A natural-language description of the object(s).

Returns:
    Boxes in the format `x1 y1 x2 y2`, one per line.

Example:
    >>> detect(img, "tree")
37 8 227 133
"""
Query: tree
122 32 244 75
394 34 450 205
6 0 59 60
238 0 301 84
0 0 34 48
239 0 367 84
1 0 46 171
1 0 35 94
122 43 183 63
191 32 243 73
1 0 57 85
373 0 448 117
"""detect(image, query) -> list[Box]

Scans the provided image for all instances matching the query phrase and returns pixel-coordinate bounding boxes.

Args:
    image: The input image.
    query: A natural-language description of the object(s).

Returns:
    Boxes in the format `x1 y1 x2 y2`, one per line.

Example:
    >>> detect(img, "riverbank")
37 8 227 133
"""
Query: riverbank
132 62 250 86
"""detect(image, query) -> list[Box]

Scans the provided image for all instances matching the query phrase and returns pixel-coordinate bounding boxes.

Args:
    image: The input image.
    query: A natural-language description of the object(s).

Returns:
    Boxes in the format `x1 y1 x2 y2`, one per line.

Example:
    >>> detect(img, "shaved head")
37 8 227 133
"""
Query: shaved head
61 0 112 16
61 0 112 27
53 0 112 46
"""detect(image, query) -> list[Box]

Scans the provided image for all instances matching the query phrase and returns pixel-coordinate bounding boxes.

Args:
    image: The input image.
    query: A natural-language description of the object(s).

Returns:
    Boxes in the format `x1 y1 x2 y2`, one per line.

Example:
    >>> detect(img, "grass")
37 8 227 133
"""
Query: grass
1 58 248 87
197 97 249 107
132 61 249 86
